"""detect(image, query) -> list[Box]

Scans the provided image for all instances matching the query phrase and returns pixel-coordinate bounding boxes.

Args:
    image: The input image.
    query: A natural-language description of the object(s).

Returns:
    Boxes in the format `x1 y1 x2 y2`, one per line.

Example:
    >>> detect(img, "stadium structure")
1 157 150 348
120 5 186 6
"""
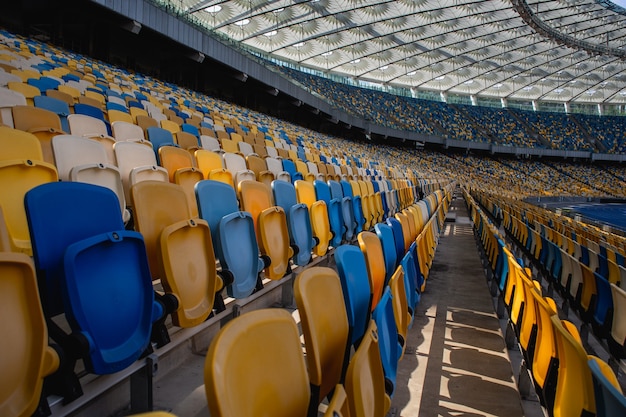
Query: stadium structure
1 1 626 417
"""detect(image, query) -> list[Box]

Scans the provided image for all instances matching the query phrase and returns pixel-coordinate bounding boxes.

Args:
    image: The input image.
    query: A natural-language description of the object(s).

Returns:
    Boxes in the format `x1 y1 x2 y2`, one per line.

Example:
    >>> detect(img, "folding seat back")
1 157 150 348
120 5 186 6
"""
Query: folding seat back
314 180 344 247
400 251 420 320
113 141 164 202
335 245 372 347
146 127 176 163
175 131 200 151
239 180 293 280
131 181 221 328
588 356 626 417
112 120 145 141
294 267 350 412
372 287 400 398
196 180 264 298
7 81 40 105
593 272 613 336
272 180 315 266
159 145 195 182
34 95 70 133
12 105 64 164
0 252 59 417
330 179 356 241
283 158 303 182
25 182 161 374
295 179 331 256
200 135 221 151
195 149 224 179
530 290 559 409
358 231 386 312
204 309 310 417
579 263 598 318
386 217 406 262
68 113 108 138
375 223 398 284
550 315 595 417
52 135 106 181
609 283 626 359
341 179 364 233
52 135 129 222
0 86 27 127
389 266 410 358
137 115 159 133
265 156 289 181
0 158 58 254
0 126 43 161
394 212 413 252
223 152 255 187
344 320 390 417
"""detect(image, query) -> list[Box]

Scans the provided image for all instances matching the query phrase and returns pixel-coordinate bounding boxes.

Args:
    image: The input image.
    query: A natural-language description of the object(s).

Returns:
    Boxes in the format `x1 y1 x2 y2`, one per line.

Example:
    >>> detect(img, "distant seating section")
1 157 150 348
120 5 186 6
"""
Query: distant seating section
466 188 626 417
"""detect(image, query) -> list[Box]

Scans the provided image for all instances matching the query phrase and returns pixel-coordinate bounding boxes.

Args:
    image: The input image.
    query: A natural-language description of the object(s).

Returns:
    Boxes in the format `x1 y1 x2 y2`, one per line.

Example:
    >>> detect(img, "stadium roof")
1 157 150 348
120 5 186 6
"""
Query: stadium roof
165 0 626 106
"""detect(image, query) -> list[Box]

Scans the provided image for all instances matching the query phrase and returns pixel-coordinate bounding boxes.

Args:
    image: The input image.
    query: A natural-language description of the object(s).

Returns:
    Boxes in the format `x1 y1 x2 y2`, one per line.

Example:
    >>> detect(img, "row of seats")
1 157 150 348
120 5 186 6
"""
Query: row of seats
0 170 451 415
474 191 626 367
466 189 626 417
0 115 449 409
205 184 453 416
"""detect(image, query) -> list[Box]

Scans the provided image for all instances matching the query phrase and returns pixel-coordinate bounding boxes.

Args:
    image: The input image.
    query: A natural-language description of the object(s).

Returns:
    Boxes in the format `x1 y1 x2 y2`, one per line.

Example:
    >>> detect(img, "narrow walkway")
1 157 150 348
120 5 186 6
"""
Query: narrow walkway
390 194 534 417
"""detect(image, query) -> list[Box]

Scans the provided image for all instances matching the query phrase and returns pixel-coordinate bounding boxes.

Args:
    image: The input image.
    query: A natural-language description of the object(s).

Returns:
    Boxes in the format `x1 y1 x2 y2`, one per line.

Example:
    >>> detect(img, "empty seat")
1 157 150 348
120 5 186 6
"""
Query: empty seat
330 179 357 242
0 158 58 254
52 135 129 223
358 231 387 312
196 180 264 299
272 180 316 267
588 356 626 417
146 127 176 163
25 182 163 375
295 179 332 257
239 180 293 280
294 267 350 415
335 244 372 348
12 105 65 164
204 309 310 417
34 95 70 133
375 223 398 284
371 287 400 398
314 180 344 247
550 315 596 417
344 320 390 417
0 252 60 417
131 181 224 328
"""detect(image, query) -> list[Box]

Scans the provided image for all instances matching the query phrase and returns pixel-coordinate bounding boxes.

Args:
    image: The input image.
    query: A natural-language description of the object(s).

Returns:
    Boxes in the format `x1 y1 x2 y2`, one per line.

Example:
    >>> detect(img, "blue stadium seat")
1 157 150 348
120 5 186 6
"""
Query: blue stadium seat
195 180 265 298
400 251 420 325
272 180 316 266
334 244 372 347
372 287 400 398
34 95 70 133
341 180 365 233
282 158 302 182
329 179 356 242
25 182 162 376
375 223 398 285
386 217 407 263
314 180 344 247
146 127 177 163
588 357 626 417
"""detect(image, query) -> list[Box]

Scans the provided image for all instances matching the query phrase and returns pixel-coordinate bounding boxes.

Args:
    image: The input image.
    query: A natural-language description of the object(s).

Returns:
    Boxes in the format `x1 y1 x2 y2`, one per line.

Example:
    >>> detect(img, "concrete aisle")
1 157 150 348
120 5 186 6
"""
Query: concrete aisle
390 194 532 417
